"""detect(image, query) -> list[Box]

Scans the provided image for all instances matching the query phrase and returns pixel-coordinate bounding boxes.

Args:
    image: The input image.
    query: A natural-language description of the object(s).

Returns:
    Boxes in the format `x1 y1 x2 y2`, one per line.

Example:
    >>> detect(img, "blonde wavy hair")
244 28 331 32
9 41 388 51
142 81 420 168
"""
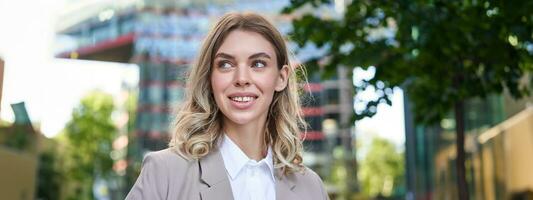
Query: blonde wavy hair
169 12 306 174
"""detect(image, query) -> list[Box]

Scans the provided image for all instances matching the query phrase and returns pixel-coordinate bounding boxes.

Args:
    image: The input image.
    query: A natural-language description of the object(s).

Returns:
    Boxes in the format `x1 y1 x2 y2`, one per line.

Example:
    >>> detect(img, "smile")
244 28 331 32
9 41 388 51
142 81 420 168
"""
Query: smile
229 96 257 102
227 93 258 109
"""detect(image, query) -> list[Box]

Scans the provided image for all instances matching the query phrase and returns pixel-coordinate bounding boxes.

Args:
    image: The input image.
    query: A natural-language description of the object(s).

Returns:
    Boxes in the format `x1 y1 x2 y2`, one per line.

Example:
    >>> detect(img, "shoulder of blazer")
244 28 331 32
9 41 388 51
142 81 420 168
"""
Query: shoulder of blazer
284 166 322 184
142 148 197 179
282 166 328 199
126 148 199 200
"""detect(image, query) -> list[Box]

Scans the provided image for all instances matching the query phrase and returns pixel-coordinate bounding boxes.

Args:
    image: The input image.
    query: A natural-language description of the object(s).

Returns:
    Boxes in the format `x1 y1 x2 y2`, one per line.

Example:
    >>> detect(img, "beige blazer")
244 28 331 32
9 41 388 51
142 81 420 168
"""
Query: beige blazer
125 148 329 200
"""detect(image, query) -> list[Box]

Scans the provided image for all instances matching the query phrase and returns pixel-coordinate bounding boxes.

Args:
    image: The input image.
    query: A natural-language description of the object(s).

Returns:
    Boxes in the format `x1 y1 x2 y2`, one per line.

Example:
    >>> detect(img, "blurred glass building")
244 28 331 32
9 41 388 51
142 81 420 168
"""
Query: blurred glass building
404 90 533 200
55 0 357 197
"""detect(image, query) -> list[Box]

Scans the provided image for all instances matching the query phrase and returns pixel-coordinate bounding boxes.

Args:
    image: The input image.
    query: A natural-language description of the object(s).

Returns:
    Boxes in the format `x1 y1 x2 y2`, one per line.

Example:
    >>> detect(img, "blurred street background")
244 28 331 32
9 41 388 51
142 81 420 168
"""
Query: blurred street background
0 0 532 200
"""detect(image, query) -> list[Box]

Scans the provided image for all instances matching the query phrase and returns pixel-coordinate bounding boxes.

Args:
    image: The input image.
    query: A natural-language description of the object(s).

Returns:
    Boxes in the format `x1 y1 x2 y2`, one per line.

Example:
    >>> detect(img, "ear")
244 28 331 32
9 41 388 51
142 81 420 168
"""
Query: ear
275 65 289 92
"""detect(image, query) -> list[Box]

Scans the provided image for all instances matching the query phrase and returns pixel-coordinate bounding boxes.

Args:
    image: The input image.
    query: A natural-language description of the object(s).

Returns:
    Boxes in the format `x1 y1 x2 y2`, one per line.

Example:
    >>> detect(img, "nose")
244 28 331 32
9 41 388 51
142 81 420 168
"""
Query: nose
234 64 251 87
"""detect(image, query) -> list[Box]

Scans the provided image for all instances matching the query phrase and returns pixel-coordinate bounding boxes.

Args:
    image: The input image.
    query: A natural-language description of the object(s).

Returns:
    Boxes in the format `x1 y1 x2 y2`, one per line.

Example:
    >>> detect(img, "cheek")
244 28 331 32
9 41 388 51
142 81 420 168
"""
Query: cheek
210 75 226 109
210 73 229 96
256 74 279 101
258 72 280 92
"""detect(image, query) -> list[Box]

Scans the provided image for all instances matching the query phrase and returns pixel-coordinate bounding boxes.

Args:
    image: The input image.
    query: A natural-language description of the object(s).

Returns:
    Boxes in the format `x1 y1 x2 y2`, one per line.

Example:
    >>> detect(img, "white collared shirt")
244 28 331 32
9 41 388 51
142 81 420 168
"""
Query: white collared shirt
219 134 276 200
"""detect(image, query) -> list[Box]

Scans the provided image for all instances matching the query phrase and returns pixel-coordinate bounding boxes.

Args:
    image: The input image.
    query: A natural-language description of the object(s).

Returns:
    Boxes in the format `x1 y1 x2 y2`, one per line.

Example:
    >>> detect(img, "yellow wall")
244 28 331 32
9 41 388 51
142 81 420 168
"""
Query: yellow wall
503 107 533 193
477 106 533 197
0 147 37 200
434 107 533 199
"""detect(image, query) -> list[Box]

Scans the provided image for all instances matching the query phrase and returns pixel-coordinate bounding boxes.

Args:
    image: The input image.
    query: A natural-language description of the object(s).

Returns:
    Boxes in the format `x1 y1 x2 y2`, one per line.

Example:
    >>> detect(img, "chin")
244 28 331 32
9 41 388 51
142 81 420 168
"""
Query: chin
225 114 256 125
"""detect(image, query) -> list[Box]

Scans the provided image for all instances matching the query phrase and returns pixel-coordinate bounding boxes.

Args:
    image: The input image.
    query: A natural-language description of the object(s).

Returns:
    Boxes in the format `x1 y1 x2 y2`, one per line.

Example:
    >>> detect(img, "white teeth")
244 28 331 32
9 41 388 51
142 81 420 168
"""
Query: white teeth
231 96 255 102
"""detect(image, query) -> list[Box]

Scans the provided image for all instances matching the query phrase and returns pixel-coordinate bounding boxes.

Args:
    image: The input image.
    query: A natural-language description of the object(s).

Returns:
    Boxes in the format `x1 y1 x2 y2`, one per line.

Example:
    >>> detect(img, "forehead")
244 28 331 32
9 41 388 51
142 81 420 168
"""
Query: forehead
215 30 276 59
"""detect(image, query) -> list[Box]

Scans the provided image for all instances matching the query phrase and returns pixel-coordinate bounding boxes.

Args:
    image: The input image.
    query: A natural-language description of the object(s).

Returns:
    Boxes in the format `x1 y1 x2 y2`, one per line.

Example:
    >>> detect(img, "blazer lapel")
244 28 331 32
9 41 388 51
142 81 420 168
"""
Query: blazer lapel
275 169 300 200
198 148 234 200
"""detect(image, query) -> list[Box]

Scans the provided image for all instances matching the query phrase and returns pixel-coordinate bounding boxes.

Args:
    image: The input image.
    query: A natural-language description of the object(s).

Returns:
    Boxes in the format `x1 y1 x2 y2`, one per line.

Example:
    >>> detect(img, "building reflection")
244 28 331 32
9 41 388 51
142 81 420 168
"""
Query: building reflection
404 91 533 200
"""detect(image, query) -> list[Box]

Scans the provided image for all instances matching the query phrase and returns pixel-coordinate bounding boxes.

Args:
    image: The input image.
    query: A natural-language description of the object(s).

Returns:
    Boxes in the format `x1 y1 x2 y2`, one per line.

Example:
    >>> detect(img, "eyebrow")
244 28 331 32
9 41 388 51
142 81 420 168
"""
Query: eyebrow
214 52 272 60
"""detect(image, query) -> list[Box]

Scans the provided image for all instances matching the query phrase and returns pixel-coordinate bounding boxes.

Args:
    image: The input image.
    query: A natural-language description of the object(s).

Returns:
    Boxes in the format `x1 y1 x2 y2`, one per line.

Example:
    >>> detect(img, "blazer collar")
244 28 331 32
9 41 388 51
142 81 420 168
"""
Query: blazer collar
275 168 300 200
198 147 300 200
198 147 234 200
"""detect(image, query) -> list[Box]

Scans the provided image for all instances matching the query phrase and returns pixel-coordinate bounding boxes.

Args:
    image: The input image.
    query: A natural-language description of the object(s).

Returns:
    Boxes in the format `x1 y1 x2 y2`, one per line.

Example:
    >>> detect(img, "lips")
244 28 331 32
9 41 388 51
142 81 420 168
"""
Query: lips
227 92 258 109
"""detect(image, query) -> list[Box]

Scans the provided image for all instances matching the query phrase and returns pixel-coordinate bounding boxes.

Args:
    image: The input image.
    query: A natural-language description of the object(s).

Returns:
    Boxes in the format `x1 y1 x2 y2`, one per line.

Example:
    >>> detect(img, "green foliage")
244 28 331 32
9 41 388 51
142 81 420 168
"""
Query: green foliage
358 137 404 198
37 148 62 200
125 90 138 134
284 0 533 124
125 91 143 189
3 125 32 151
62 91 117 200
328 147 351 197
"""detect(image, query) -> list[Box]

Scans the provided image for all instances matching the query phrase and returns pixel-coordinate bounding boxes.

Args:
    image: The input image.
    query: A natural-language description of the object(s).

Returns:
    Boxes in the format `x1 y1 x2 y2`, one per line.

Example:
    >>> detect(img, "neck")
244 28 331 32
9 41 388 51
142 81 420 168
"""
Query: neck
223 117 267 161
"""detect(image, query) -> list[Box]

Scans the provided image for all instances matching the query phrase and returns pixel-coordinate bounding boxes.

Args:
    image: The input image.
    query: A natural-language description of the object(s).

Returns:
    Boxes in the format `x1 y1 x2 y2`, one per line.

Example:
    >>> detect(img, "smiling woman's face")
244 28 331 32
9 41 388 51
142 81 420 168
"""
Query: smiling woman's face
210 30 288 126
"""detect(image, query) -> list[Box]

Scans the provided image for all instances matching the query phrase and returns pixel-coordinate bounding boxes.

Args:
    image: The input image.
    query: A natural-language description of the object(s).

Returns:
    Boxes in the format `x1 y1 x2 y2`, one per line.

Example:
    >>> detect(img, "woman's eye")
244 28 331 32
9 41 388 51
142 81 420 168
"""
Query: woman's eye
252 60 266 68
218 61 232 69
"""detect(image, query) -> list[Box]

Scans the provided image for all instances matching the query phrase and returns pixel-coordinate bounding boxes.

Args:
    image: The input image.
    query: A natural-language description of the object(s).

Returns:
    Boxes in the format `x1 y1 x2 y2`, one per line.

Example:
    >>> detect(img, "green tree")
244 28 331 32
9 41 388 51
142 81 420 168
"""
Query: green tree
284 1 533 199
358 137 404 198
62 91 116 200
37 148 62 200
125 90 142 191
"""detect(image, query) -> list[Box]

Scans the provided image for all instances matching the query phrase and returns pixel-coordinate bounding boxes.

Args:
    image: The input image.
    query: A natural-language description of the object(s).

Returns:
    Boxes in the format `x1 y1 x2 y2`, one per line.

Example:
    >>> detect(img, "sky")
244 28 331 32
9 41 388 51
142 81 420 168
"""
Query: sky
0 0 138 137
356 87 405 150
0 0 405 146
353 67 406 148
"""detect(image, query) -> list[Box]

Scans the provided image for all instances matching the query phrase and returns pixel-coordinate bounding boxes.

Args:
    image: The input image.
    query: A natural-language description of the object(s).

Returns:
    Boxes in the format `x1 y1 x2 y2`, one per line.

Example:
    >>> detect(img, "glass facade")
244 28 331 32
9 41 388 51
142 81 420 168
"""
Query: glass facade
405 93 533 200
59 0 340 168
130 0 296 153
58 1 354 196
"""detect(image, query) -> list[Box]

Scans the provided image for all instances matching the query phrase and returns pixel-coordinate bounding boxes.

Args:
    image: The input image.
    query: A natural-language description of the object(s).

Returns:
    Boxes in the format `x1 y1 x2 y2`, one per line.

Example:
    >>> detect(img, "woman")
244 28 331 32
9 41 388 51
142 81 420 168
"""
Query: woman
126 12 329 200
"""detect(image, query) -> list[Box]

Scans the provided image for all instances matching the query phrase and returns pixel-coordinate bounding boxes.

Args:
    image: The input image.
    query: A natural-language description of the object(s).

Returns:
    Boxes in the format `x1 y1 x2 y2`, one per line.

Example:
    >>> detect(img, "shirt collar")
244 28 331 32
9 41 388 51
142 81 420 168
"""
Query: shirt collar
219 134 275 181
